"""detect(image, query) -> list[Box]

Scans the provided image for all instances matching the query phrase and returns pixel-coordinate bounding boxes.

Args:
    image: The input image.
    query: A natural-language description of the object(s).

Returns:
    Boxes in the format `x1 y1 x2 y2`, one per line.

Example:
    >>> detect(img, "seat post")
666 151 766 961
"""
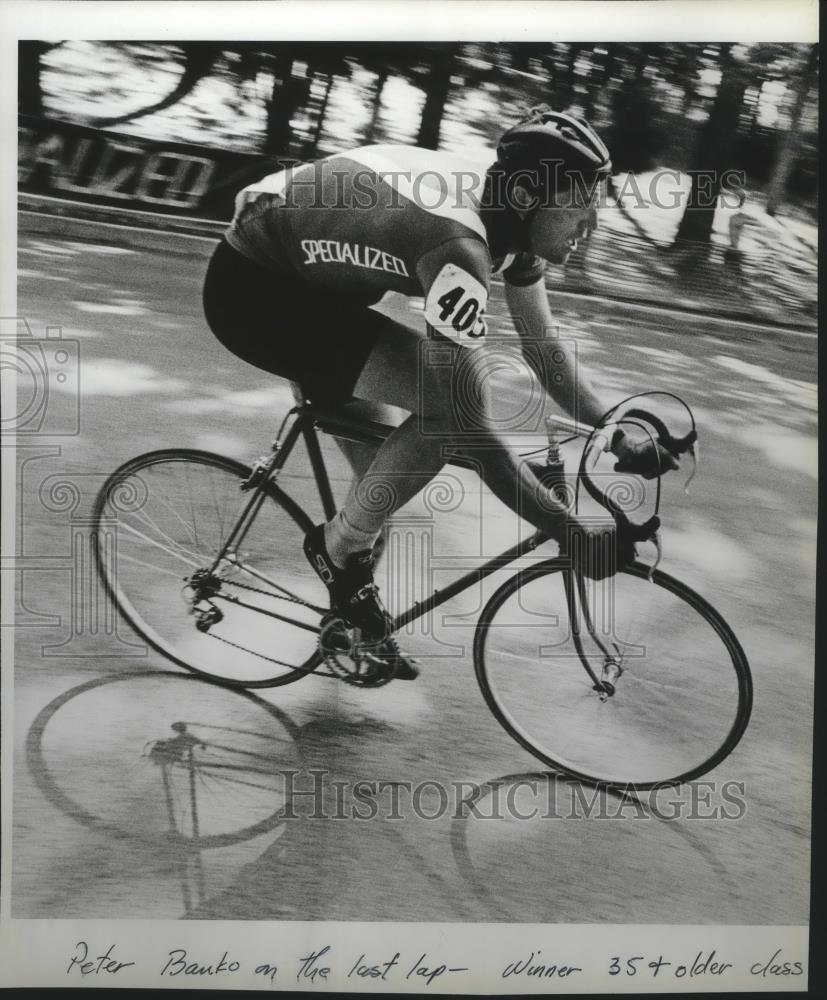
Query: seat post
290 384 338 520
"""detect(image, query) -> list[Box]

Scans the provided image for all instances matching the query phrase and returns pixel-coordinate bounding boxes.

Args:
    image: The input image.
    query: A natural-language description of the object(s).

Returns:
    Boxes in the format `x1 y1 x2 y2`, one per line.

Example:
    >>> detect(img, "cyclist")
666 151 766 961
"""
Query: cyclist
203 106 675 671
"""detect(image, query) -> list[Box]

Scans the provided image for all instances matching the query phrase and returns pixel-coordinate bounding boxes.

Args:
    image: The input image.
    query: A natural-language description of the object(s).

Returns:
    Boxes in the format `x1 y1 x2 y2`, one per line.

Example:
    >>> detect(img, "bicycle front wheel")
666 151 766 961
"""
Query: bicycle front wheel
93 449 329 687
474 559 752 788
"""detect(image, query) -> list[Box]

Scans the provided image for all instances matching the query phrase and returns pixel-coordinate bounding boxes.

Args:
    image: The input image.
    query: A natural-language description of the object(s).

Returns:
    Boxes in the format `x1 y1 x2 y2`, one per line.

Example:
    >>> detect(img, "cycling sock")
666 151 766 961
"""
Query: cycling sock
324 511 380 569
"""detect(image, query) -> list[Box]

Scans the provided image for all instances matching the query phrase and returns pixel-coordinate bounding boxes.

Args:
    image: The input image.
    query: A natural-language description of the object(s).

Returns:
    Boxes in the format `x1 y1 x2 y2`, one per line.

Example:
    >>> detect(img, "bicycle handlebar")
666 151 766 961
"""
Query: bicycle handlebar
622 407 698 459
577 405 697 537
558 398 699 575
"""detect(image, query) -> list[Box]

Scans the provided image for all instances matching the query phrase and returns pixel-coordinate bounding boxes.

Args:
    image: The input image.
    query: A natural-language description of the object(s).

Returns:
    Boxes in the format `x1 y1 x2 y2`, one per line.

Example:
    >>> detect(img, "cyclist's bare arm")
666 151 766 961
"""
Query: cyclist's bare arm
416 241 575 540
506 277 610 431
507 279 678 477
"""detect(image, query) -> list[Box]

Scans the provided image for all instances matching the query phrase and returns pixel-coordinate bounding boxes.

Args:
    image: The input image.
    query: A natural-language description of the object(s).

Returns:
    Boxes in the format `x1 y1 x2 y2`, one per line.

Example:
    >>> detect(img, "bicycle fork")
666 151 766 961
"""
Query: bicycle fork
562 568 625 702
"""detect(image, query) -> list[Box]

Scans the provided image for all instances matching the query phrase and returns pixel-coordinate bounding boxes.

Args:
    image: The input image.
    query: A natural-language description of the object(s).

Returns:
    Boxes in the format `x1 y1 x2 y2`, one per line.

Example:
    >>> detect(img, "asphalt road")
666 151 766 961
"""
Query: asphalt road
11 219 816 922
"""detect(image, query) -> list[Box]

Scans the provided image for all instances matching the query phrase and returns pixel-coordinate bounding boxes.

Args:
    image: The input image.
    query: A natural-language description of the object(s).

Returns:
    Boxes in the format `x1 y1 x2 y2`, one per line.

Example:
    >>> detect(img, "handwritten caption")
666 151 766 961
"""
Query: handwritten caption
66 940 805 986
67 942 468 987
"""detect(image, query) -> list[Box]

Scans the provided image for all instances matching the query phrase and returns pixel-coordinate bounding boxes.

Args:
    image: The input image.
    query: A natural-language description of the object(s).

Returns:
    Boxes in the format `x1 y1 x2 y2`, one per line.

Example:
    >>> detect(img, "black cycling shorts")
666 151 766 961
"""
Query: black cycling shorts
203 239 385 405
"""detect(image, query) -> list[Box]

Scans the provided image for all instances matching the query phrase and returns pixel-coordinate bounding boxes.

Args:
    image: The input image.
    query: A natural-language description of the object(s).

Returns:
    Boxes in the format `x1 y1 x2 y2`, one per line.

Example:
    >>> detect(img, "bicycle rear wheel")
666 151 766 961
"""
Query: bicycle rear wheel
93 449 328 687
474 559 752 788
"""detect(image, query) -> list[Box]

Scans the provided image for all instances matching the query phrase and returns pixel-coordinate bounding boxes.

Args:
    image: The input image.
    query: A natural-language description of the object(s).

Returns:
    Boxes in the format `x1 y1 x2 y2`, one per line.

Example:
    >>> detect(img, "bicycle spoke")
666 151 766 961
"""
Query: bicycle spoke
194 768 285 796
475 560 751 788
209 471 228 546
115 549 197 581
143 476 221 552
197 744 293 765
116 519 204 569
181 722 297 744
95 451 323 686
122 498 215 564
195 759 290 777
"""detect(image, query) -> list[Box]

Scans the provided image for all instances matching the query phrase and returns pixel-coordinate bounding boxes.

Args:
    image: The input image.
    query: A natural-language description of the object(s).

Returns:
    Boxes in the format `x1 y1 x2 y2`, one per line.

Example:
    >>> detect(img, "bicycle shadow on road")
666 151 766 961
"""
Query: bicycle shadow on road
18 671 753 924
20 670 303 918
183 714 482 922
450 771 745 923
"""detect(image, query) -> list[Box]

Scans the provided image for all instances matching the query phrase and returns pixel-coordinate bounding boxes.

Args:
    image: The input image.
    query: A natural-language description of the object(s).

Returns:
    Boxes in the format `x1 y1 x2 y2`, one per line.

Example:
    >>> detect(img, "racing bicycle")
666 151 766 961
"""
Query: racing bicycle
92 390 752 789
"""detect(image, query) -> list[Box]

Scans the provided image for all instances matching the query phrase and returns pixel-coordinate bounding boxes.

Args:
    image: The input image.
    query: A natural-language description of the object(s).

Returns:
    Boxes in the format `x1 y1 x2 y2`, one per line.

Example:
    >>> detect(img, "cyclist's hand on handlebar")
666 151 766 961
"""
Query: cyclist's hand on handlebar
612 434 679 480
561 516 635 581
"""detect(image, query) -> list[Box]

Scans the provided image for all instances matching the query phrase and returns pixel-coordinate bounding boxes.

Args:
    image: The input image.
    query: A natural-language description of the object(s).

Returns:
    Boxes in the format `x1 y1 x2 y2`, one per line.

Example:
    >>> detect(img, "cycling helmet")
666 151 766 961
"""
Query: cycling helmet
497 106 612 182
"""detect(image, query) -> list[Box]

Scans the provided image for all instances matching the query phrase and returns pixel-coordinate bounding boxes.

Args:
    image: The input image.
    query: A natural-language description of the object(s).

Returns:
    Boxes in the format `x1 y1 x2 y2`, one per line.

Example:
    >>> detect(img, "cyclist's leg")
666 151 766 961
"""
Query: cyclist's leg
321 314 461 564
330 401 405 563
331 399 404 477
326 312 552 564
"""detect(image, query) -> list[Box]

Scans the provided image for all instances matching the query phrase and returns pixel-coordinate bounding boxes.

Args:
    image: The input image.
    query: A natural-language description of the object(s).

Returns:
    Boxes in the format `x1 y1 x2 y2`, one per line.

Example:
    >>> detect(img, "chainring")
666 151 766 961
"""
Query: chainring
318 615 399 687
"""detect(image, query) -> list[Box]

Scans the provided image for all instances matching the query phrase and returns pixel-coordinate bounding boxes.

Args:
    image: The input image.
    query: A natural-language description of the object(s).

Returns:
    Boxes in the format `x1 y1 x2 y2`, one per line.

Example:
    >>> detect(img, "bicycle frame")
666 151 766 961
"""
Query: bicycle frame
207 402 551 629
203 400 613 692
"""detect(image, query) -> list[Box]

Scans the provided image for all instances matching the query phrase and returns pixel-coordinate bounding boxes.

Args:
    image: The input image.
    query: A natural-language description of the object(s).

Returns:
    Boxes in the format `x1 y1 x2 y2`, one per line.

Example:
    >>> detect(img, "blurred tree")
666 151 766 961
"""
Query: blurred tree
584 45 614 119
564 44 584 107
94 42 224 127
292 46 353 155
648 43 706 117
766 44 818 215
18 41 62 115
263 49 310 155
349 43 460 150
348 45 424 145
606 45 665 172
364 65 389 143
674 44 751 248
416 45 459 149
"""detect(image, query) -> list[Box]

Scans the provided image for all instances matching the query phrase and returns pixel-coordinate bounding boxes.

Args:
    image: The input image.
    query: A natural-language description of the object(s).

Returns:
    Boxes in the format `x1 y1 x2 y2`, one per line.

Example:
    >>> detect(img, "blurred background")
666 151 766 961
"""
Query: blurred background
18 41 818 324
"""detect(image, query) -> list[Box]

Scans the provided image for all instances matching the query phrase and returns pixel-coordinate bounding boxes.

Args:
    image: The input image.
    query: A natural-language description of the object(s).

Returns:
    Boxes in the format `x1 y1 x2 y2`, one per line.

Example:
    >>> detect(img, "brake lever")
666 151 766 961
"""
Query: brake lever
617 512 662 581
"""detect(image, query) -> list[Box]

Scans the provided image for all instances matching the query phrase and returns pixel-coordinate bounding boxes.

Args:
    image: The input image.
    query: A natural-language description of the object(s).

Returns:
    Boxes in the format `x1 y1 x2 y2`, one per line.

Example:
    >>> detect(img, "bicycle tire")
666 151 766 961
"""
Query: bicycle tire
26 671 303 849
473 558 752 789
92 449 326 688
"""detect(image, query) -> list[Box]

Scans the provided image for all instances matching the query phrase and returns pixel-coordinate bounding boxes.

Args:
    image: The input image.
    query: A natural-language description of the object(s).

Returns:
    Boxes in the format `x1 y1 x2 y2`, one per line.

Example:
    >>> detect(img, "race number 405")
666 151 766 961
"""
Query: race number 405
424 264 488 345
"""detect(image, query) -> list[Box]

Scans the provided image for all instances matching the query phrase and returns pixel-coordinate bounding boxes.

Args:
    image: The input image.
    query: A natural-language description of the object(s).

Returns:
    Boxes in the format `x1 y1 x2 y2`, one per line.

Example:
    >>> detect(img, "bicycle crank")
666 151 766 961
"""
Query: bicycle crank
318 615 399 687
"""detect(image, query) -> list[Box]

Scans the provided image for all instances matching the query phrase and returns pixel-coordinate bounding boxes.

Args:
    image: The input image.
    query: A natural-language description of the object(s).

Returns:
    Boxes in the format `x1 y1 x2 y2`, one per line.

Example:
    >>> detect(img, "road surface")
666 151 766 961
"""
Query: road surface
10 218 816 922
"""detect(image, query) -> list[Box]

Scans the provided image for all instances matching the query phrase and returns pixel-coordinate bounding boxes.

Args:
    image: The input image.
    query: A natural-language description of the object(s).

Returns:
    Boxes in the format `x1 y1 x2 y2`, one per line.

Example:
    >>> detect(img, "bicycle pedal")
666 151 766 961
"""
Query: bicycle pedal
318 616 398 687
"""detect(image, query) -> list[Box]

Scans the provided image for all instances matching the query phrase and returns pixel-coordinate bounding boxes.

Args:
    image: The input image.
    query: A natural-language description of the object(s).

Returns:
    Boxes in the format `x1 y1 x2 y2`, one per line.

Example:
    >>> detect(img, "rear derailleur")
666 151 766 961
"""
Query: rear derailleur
182 568 224 633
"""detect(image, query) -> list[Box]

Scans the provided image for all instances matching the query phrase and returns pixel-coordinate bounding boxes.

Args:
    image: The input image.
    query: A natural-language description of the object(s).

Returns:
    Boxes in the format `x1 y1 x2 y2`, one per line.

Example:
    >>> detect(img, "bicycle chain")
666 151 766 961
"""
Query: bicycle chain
187 571 326 673
216 572 326 612
186 568 310 609
202 613 394 683
192 575 396 683
202 628 323 674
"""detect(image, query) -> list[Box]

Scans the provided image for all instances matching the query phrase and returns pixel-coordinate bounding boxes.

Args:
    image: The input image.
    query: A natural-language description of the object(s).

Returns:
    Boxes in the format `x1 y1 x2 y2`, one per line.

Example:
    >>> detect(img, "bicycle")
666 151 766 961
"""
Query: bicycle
92 389 752 789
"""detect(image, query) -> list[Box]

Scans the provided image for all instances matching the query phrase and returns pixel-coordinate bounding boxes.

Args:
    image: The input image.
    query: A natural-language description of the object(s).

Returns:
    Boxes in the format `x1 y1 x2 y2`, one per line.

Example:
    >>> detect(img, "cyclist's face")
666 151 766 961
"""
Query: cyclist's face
526 190 598 264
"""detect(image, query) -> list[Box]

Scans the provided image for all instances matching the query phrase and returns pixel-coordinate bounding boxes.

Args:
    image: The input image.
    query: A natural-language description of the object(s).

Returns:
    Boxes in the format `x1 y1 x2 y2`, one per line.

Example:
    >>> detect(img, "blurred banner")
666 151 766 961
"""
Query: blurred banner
18 114 289 220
